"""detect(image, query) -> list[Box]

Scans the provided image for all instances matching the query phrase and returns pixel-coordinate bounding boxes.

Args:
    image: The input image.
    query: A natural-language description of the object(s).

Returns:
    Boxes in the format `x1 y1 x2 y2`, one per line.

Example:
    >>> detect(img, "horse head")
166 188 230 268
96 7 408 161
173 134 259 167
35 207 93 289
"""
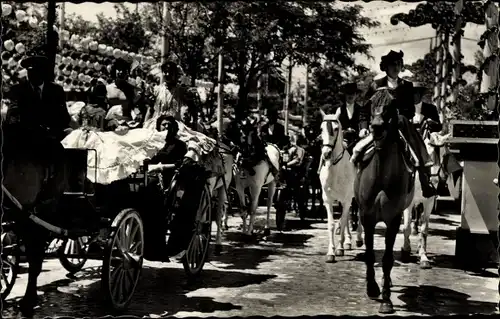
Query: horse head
369 88 399 144
320 114 345 164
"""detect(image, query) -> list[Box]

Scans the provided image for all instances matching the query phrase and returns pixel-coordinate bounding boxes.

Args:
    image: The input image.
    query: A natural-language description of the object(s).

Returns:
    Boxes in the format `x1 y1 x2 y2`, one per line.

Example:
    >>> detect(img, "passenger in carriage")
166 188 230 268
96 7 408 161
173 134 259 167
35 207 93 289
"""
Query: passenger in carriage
354 50 436 197
151 115 188 170
74 82 108 131
105 58 138 131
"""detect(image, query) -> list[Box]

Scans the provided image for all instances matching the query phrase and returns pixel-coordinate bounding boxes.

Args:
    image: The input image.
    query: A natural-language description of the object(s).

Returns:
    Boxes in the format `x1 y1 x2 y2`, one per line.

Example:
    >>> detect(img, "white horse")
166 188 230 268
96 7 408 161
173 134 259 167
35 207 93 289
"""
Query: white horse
401 129 451 269
319 115 363 263
232 143 279 236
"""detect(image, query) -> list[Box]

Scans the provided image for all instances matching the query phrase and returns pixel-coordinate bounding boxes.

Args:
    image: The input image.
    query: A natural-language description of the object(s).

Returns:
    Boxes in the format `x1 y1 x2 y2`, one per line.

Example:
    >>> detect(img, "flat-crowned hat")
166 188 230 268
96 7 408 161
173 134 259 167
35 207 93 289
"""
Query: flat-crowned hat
341 82 362 95
380 50 404 72
20 55 49 70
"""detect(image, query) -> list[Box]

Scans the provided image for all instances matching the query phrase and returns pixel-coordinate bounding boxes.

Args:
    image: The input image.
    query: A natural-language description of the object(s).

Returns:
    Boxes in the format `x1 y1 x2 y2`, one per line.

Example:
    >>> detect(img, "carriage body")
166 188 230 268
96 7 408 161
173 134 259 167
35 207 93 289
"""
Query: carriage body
1 145 214 310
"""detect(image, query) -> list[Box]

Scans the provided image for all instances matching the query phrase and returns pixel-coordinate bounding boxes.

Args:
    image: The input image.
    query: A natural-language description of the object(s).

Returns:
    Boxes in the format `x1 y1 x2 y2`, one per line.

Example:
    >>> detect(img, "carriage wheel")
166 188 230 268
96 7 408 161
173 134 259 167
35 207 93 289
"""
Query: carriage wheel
102 208 144 311
182 185 212 278
1 230 20 300
58 236 90 274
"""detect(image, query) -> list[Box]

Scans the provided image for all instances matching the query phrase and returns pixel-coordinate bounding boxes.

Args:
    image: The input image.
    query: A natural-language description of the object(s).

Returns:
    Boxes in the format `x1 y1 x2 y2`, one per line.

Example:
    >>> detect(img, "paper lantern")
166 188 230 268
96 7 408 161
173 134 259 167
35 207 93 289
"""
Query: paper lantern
106 46 114 56
71 58 78 67
78 60 86 68
78 73 85 81
4 40 15 51
15 10 27 22
70 70 78 79
8 58 17 68
17 68 27 79
106 65 112 73
86 60 92 69
89 41 98 51
29 16 38 28
112 49 121 59
98 44 106 54
2 4 12 17
70 34 79 43
74 44 82 52
55 54 62 63
93 62 102 71
84 75 92 83
63 68 70 76
60 30 70 41
15 43 25 54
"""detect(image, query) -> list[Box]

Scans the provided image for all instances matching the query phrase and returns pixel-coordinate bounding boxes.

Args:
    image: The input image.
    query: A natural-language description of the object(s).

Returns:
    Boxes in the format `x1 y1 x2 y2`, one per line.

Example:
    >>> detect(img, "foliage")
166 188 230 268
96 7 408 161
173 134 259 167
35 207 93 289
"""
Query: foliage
95 4 152 54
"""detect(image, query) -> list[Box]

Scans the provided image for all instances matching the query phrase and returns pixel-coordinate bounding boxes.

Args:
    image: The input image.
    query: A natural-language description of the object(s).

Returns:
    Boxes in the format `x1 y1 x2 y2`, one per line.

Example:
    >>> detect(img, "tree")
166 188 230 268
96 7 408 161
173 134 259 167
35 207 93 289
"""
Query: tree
96 4 152 54
211 2 378 113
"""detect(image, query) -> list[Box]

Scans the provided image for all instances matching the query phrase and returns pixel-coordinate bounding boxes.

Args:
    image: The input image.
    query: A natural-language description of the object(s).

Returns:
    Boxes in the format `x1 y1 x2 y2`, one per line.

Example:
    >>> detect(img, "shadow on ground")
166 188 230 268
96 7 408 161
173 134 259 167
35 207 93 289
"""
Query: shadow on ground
396 285 498 315
3 265 276 318
209 245 279 270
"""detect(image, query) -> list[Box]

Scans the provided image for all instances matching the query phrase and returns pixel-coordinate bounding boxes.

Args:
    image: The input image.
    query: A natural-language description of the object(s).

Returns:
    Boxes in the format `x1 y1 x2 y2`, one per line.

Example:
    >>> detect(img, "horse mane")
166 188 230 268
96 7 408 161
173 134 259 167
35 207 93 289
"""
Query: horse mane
370 88 395 111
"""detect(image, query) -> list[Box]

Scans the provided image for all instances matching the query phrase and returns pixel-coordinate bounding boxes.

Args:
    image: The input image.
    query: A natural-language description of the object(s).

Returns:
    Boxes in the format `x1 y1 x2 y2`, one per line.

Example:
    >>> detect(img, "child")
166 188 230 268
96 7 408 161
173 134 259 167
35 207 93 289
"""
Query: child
76 82 108 131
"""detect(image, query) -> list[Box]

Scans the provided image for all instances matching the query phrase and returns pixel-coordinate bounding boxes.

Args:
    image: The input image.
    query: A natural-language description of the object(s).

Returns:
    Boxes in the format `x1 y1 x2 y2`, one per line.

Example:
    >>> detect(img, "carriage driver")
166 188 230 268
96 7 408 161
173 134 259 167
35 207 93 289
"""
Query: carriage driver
7 54 73 205
353 50 436 198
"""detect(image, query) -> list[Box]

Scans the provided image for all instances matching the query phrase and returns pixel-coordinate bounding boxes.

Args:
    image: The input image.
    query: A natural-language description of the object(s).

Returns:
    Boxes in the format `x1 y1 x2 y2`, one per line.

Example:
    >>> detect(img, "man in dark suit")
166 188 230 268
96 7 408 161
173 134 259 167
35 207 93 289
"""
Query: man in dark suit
260 108 287 149
7 55 72 205
356 50 436 197
411 82 442 133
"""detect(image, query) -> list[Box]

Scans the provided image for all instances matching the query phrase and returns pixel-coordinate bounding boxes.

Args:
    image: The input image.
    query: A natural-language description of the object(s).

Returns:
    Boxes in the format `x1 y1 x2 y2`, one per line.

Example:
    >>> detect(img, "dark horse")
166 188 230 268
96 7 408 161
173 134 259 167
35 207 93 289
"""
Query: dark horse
2 116 69 316
353 88 415 314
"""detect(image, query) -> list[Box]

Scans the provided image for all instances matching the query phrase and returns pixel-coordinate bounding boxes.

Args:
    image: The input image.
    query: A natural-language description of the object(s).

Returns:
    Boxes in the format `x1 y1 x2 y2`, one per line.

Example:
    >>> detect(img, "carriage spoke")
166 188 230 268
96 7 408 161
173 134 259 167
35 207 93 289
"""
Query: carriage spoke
128 224 139 249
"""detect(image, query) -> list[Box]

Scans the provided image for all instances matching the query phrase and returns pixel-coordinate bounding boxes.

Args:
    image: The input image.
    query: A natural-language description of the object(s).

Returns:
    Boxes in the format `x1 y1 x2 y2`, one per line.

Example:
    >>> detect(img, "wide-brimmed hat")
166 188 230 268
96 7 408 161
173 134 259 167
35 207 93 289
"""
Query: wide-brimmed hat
413 82 428 94
341 82 362 95
380 50 404 72
20 55 49 70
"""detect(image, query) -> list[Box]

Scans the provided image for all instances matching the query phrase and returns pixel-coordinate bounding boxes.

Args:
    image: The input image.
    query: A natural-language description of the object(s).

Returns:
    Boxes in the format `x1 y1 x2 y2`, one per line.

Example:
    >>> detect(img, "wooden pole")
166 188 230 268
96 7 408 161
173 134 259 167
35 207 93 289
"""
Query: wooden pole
58 2 65 47
217 52 224 137
284 58 293 136
46 1 57 81
160 1 171 85
433 27 443 109
439 31 450 124
449 0 464 132
480 1 499 111
304 64 309 126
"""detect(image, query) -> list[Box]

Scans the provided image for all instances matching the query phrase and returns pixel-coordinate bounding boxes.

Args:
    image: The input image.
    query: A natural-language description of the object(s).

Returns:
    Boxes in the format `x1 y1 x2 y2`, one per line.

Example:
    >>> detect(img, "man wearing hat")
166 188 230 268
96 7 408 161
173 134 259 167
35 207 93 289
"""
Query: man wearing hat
334 82 363 146
412 82 442 133
7 54 72 205
260 107 287 149
356 50 436 198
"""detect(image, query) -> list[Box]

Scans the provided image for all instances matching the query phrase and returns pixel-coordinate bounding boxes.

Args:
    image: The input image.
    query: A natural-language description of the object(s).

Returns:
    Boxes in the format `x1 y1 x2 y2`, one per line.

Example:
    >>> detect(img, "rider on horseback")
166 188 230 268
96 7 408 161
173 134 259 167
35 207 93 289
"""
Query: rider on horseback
411 82 442 134
352 50 437 198
334 82 363 153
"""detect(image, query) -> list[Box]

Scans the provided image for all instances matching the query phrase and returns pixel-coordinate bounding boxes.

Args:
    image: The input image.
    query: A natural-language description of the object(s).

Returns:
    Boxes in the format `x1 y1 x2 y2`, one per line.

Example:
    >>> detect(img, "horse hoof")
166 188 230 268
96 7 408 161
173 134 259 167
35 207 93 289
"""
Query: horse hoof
379 301 395 314
420 260 432 269
335 249 344 257
356 240 363 248
263 228 271 237
345 243 352 250
366 281 381 299
400 249 411 263
325 255 336 263
214 244 223 256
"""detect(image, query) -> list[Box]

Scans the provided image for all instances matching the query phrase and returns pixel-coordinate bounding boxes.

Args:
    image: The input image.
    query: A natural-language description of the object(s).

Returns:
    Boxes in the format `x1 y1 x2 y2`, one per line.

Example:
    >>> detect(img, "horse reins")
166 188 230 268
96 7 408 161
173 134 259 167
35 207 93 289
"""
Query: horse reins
322 120 345 166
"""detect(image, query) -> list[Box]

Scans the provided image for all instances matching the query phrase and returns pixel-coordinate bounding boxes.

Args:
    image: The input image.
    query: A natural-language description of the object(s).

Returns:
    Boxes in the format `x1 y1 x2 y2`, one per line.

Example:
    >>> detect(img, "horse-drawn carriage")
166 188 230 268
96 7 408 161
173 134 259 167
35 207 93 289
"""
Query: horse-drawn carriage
1 129 214 311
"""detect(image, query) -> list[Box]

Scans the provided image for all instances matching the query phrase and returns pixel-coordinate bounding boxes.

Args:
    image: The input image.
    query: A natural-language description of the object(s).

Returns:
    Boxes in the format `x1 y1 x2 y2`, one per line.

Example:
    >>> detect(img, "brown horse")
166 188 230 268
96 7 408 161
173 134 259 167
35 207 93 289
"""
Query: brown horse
353 88 415 314
2 118 69 316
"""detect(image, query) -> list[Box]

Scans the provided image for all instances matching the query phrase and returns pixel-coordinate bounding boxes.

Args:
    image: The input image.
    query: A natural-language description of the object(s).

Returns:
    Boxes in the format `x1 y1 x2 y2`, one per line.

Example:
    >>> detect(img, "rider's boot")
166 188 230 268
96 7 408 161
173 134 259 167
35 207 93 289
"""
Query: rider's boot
418 165 437 198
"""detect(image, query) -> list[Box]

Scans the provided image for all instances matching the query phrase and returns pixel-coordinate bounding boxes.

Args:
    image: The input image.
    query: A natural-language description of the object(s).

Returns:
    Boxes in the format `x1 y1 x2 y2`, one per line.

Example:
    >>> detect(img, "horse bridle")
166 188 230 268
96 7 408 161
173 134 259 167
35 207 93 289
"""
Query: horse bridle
322 119 345 166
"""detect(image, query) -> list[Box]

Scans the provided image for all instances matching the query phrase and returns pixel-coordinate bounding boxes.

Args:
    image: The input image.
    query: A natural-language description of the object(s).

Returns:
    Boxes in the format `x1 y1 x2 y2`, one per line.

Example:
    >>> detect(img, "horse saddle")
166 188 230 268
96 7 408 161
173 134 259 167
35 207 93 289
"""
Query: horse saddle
353 130 416 173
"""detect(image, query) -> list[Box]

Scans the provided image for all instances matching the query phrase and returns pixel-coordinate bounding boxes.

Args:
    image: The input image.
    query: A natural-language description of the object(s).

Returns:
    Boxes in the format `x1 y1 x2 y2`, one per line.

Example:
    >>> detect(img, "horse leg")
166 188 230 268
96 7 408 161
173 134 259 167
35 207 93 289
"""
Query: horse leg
363 216 379 299
343 204 353 250
324 200 337 263
412 204 422 236
235 182 248 233
263 180 277 237
214 189 227 256
247 182 263 236
20 225 48 317
379 214 402 314
356 219 364 248
401 205 413 263
419 197 435 269
336 201 350 255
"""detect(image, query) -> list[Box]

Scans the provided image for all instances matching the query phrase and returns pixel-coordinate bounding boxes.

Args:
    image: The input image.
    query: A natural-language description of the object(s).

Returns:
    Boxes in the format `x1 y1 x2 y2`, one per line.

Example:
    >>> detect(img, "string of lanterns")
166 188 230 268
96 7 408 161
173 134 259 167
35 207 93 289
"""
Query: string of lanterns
1 3 158 93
